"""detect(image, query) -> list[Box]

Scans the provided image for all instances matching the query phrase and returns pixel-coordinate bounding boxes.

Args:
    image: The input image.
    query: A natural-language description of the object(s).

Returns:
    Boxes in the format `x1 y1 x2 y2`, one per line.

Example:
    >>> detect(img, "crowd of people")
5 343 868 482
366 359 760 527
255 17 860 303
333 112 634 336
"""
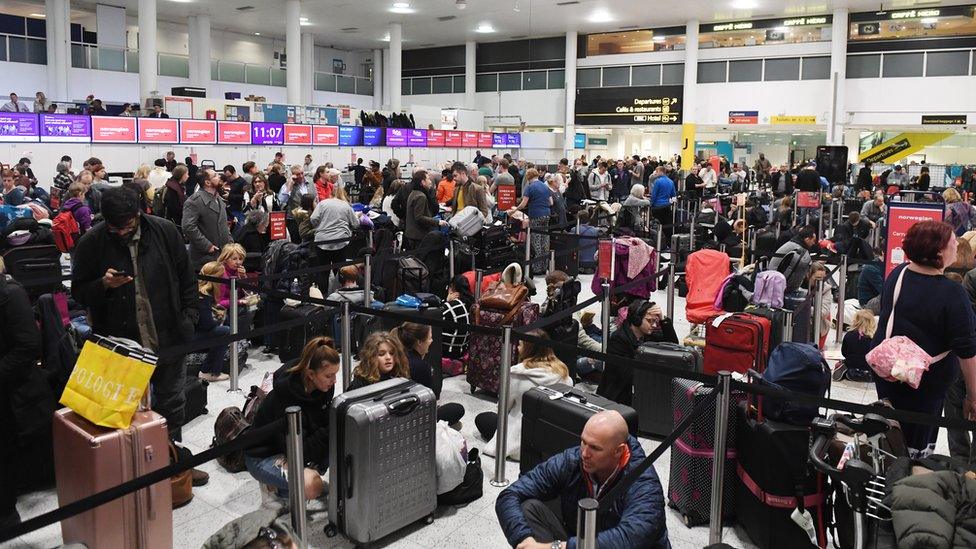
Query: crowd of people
2 91 170 118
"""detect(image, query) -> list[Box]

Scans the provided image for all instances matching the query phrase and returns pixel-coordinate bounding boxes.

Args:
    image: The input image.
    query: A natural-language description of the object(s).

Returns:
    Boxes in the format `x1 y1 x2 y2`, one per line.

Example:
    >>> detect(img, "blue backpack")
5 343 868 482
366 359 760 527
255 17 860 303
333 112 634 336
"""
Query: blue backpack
761 342 830 426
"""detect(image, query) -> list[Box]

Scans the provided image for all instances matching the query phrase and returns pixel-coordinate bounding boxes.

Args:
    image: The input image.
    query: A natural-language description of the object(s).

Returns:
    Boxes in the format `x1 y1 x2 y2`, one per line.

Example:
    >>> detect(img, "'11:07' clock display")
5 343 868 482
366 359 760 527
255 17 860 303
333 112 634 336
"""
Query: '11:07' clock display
251 122 284 145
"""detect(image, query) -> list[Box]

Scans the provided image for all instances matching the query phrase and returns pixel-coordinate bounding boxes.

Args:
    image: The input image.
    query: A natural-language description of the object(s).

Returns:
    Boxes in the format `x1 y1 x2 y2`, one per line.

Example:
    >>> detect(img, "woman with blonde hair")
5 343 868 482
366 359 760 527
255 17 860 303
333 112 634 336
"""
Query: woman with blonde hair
215 243 247 310
346 331 410 391
194 262 231 381
476 330 572 460
944 187 976 236
835 309 877 382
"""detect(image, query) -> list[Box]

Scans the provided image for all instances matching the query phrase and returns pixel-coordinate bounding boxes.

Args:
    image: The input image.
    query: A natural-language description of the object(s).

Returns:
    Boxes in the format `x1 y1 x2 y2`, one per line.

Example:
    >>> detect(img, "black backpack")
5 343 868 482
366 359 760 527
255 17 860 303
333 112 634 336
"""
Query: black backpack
437 448 484 506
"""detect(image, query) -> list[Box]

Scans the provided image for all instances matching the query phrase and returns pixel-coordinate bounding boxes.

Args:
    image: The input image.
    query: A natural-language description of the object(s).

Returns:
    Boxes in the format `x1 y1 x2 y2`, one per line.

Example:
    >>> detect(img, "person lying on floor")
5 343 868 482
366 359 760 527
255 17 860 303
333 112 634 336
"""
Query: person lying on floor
496 410 670 549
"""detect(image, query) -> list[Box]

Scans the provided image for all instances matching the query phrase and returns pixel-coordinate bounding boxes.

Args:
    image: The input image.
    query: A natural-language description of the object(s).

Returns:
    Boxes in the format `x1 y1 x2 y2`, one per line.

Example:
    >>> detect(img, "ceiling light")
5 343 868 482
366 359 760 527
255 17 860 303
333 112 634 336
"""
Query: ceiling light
590 10 613 23
254 32 261 35
393 1 410 7
476 22 495 33
456 0 467 9
390 5 415 13
731 0 758 8
920 17 938 24
30 13 46 17
774 26 788 32
652 35 665 42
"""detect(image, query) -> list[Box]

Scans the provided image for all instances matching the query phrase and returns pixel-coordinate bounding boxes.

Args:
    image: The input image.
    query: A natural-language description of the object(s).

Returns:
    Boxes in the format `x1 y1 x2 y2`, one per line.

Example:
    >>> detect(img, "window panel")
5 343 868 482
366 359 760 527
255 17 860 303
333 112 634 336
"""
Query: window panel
697 61 727 83
846 54 880 78
221 62 246 83
0 38 6 62
498 72 521 91
661 63 684 84
26 38 46 65
271 68 286 86
338 76 356 94
315 73 336 91
159 54 189 78
402 78 413 95
728 59 762 82
127 51 140 73
631 65 661 86
763 57 800 81
601 66 630 87
8 37 27 63
547 69 564 89
244 64 270 85
882 52 923 78
476 73 497 92
926 50 970 77
801 56 830 80
577 67 601 88
356 78 373 95
432 76 453 93
523 70 547 90
71 44 87 68
453 75 465 93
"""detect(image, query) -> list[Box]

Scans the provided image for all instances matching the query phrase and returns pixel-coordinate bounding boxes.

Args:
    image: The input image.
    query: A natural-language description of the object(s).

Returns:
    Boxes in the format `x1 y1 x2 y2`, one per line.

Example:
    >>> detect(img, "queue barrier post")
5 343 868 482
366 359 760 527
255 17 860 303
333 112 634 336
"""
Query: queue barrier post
524 225 532 283
576 498 599 549
367 230 374 251
449 239 456 279
690 213 697 251
490 326 514 488
601 282 611 354
783 309 794 343
549 250 556 274
836 255 847 343
285 406 309 547
474 269 484 302
341 301 352 391
708 371 733 545
817 205 824 240
813 278 825 344
667 235 677 320
364 253 372 305
228 277 240 393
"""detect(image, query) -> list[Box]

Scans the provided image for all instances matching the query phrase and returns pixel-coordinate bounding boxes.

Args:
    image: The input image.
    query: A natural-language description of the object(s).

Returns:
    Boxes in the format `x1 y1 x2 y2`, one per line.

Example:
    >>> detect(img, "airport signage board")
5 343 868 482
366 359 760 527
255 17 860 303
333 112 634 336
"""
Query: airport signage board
92 117 137 143
407 129 428 147
363 127 385 146
338 125 364 147
136 118 178 143
921 115 967 125
445 131 463 147
385 127 408 147
218 121 252 144
770 115 817 125
180 119 217 144
506 133 521 148
728 111 759 124
0 112 39 142
251 122 284 145
885 202 945 277
478 132 494 148
428 130 446 147
703 15 832 32
312 125 339 146
462 132 480 148
851 6 971 22
39 114 91 142
283 124 312 145
575 85 683 125
492 133 508 147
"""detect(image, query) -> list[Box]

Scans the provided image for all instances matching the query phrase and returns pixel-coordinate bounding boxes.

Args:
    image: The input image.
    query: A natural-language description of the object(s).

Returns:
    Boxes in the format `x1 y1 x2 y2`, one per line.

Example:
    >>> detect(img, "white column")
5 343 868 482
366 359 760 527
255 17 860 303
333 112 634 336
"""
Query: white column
301 33 314 105
58 0 69 100
382 48 391 108
285 0 302 104
389 23 402 113
464 41 476 110
137 0 158 105
827 8 849 146
372 48 383 109
680 20 699 172
45 0 60 95
563 31 577 153
187 16 199 84
195 15 211 94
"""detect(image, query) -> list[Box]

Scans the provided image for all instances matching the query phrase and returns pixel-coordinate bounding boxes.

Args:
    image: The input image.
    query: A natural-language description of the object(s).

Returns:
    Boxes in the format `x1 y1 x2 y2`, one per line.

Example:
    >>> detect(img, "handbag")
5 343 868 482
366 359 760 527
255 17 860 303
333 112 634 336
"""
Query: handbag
865 267 949 389
479 281 528 312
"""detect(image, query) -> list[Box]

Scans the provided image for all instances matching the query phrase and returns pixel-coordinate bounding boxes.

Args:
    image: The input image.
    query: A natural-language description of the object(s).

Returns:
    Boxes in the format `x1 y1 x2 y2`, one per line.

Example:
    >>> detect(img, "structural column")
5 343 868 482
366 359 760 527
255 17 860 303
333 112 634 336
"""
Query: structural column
382 49 391 108
301 32 314 105
60 0 70 98
137 0 158 106
827 8 849 146
389 23 402 113
680 20 699 172
372 48 383 109
45 0 69 101
187 14 211 94
464 41 476 110
563 31 578 153
285 0 302 105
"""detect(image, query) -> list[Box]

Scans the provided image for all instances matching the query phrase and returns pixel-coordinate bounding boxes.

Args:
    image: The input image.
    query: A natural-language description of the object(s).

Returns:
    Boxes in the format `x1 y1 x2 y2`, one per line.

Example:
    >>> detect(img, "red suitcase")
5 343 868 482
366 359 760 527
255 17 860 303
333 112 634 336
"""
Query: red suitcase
53 407 173 548
703 313 771 375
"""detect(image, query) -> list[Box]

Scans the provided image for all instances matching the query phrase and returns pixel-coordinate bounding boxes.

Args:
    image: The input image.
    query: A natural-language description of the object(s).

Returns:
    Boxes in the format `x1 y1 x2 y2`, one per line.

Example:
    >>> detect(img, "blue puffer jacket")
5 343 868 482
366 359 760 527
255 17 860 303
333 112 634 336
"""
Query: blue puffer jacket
495 436 670 549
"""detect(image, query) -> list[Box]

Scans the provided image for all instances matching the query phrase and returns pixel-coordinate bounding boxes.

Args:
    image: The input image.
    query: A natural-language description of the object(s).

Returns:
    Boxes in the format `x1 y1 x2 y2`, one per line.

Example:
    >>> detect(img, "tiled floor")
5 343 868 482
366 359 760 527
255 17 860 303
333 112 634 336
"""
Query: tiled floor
7 269 950 549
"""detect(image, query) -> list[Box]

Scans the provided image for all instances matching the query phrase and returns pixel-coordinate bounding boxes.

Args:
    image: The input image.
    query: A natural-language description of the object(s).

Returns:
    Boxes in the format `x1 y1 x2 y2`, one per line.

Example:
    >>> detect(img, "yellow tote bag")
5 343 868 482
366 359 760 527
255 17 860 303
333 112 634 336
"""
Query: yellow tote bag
59 337 157 429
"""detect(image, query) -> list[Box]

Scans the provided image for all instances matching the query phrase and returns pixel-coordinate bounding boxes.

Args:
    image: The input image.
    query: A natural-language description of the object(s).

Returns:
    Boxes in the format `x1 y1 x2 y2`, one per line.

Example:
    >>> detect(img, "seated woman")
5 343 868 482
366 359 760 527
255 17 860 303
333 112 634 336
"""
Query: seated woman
326 264 366 304
476 330 573 461
352 330 464 425
244 337 339 500
195 262 232 382
442 275 474 361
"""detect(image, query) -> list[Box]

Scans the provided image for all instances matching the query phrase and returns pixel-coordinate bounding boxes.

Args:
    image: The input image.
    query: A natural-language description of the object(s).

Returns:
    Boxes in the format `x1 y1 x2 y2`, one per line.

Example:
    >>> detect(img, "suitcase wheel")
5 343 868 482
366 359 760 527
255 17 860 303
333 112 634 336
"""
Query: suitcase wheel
424 515 434 525
325 523 338 537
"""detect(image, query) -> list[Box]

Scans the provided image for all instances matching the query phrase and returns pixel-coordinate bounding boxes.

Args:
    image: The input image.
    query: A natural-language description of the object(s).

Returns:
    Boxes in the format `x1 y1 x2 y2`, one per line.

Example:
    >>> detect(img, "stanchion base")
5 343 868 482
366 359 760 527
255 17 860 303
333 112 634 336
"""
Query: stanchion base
226 388 243 394
489 479 510 488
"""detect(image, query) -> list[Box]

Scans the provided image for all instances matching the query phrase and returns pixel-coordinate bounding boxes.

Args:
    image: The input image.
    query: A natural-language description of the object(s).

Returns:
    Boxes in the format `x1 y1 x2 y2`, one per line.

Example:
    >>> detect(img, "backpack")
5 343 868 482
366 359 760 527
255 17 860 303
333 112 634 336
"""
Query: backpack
242 372 274 423
720 272 755 312
151 186 168 217
752 270 787 308
437 448 484 506
212 406 250 472
52 206 81 252
396 256 430 296
391 181 410 221
760 342 830 425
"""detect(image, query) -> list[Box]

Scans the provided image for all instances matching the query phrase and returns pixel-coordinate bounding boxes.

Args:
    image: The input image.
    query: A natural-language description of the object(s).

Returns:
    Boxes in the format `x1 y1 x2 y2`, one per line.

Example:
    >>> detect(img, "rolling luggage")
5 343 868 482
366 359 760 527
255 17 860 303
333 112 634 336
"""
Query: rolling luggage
379 303 444 397
784 290 813 344
668 378 745 526
744 305 787 350
633 342 702 437
277 303 333 362
703 313 771 375
449 206 486 237
184 377 208 423
550 232 580 277
466 301 539 394
519 384 638 475
326 379 437 545
53 407 172 549
1 244 62 299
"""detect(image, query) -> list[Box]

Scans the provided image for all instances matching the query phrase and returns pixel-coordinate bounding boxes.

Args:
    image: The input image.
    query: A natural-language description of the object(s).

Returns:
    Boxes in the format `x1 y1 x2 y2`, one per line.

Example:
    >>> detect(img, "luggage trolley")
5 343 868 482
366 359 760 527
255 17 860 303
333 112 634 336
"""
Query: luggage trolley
809 413 895 549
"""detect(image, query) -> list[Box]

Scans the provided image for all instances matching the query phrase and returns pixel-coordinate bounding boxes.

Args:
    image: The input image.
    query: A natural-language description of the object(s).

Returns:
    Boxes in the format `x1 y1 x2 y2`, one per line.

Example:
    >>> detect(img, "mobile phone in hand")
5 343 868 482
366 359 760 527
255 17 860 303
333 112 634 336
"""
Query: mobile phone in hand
113 270 134 278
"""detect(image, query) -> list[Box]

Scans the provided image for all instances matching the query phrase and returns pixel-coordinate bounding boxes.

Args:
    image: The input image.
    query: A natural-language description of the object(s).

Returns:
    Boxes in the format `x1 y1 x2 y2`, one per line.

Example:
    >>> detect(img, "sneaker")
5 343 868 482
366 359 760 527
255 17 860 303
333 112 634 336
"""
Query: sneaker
847 369 874 383
831 361 848 382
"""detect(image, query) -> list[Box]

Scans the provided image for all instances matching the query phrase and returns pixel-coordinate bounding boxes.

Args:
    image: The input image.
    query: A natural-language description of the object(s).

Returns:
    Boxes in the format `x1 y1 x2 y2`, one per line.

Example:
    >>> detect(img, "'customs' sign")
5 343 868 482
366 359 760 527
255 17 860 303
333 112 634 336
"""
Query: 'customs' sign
575 85 683 126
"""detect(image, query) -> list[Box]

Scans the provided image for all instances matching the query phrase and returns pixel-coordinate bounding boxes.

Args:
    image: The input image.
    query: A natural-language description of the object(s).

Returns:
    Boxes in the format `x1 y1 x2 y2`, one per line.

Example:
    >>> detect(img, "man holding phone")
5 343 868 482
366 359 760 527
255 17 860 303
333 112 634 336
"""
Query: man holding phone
596 300 678 406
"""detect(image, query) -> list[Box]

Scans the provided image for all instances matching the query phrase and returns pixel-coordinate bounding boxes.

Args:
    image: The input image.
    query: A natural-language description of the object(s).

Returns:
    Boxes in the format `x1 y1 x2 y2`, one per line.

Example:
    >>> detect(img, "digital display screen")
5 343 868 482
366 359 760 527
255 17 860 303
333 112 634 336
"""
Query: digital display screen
92 116 137 143
0 112 39 142
136 118 178 143
251 122 284 145
180 119 217 144
385 127 408 147
575 85 684 126
338 125 363 146
506 133 521 147
574 133 586 149
39 113 91 142
407 129 427 147
283 124 312 145
461 132 479 148
427 130 445 147
363 127 385 146
445 131 462 147
312 125 339 146
217 121 252 144
478 132 494 148
492 133 507 147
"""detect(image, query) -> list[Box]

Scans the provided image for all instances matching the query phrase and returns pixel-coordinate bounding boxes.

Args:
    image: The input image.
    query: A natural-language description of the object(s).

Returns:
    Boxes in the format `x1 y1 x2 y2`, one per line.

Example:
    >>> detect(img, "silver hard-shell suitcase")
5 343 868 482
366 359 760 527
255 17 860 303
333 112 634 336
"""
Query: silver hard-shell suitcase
326 378 437 544
633 342 703 437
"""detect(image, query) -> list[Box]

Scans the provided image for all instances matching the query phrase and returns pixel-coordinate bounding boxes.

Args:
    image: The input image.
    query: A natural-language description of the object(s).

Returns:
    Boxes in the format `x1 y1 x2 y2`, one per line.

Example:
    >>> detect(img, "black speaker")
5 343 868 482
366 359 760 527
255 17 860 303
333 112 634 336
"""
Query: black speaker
815 145 849 184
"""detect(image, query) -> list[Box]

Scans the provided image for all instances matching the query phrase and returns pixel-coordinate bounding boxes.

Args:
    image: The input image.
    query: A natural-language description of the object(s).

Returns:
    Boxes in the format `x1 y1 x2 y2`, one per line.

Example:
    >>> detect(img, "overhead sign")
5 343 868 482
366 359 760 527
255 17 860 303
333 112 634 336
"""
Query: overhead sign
283 124 312 145
137 118 178 143
575 85 683 125
770 115 817 125
385 127 408 147
251 122 284 145
704 14 832 32
92 117 137 143
587 137 609 146
445 131 462 147
407 129 428 147
312 125 339 146
39 113 91 142
728 111 759 124
478 132 494 148
860 132 952 164
363 127 385 146
0 112 39 142
885 202 945 276
851 6 970 22
461 132 479 148
338 125 363 146
492 133 507 147
574 133 586 149
506 133 521 148
428 130 446 147
180 119 217 144
217 121 251 144
921 115 968 125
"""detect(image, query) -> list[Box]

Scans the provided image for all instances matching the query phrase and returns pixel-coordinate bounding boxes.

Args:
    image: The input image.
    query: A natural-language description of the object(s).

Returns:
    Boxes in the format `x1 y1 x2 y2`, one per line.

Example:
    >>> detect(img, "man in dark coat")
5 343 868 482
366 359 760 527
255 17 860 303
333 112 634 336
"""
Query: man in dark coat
597 301 678 406
72 188 199 441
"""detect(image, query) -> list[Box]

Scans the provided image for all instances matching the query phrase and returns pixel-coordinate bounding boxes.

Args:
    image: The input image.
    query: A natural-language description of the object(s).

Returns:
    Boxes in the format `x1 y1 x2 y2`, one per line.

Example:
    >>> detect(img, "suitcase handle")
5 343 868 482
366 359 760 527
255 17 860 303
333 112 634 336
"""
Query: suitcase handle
20 260 58 272
345 454 354 498
387 395 419 416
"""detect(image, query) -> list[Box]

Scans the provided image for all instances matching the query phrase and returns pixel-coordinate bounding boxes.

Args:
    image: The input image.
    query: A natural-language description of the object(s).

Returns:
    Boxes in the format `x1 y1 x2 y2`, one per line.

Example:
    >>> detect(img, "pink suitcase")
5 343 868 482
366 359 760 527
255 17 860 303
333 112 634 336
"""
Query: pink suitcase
53 407 173 548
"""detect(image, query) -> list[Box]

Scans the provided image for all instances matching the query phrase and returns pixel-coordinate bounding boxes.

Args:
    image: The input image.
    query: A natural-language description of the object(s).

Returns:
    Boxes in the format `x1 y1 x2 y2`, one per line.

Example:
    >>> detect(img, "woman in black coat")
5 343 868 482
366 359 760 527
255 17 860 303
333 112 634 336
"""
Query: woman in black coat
233 210 270 273
0 264 44 528
597 300 677 406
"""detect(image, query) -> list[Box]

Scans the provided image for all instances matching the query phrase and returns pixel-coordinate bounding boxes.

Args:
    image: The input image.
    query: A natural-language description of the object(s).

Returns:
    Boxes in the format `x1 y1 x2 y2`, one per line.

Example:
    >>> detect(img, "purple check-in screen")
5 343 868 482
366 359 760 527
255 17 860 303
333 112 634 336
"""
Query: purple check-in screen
0 112 39 142
251 122 284 145
407 129 427 147
506 133 521 147
492 133 507 147
385 128 407 147
39 114 91 142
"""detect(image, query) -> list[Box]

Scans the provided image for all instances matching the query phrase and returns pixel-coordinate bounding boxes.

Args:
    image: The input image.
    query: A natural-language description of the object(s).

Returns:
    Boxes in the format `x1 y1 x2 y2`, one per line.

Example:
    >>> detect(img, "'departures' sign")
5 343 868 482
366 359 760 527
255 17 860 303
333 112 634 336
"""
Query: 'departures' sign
575 85 683 126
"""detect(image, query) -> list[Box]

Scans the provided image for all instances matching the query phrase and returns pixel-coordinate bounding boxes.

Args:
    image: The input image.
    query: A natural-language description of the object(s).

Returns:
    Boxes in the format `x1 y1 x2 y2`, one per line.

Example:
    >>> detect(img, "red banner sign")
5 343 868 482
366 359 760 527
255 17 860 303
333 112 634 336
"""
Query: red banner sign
445 131 462 147
496 185 517 211
427 130 445 147
598 240 613 281
312 125 339 146
137 118 179 143
283 124 312 145
477 132 493 148
269 211 287 240
796 192 822 209
885 202 945 276
180 119 217 144
92 116 137 143
217 121 251 144
461 132 479 148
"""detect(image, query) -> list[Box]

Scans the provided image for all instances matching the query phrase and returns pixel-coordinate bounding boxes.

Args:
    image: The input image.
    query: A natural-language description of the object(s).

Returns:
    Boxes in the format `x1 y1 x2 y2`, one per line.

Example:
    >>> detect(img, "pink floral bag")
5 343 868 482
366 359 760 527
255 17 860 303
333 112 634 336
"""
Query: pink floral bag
865 267 949 389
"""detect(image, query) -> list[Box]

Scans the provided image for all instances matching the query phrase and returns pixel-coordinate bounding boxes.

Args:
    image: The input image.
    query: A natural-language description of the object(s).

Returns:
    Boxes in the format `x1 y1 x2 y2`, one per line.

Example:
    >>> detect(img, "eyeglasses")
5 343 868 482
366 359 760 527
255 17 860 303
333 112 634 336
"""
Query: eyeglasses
106 217 138 234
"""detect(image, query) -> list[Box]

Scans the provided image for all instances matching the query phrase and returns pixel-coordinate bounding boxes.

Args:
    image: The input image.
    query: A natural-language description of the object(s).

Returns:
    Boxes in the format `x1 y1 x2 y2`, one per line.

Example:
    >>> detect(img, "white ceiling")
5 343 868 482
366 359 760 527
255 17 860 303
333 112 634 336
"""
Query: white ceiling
6 0 972 51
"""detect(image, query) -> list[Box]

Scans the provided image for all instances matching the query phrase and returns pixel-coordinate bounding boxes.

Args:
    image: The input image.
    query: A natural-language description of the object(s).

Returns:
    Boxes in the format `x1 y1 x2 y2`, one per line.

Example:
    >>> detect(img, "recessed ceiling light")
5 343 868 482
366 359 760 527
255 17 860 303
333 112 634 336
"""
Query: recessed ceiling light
380 33 391 41
731 0 758 8
390 5 415 13
476 23 495 33
920 17 938 24
254 32 261 35
652 35 665 42
456 0 467 9
590 10 613 23
774 26 788 32
29 13 46 17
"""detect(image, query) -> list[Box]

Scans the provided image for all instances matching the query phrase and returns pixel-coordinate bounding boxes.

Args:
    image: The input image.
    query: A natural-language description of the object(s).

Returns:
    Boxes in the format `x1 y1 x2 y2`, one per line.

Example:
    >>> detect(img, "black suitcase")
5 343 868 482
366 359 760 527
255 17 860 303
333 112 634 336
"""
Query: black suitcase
2 244 63 299
745 305 787 351
277 303 333 362
844 198 863 215
550 232 580 277
633 342 703 437
735 402 827 549
520 384 638 475
378 303 443 398
184 377 208 422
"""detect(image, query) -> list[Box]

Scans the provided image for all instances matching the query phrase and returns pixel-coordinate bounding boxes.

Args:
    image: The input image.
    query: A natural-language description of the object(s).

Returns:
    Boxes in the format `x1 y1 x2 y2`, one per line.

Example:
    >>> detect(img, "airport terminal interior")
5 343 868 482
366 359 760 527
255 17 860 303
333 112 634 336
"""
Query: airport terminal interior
2 0 976 548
